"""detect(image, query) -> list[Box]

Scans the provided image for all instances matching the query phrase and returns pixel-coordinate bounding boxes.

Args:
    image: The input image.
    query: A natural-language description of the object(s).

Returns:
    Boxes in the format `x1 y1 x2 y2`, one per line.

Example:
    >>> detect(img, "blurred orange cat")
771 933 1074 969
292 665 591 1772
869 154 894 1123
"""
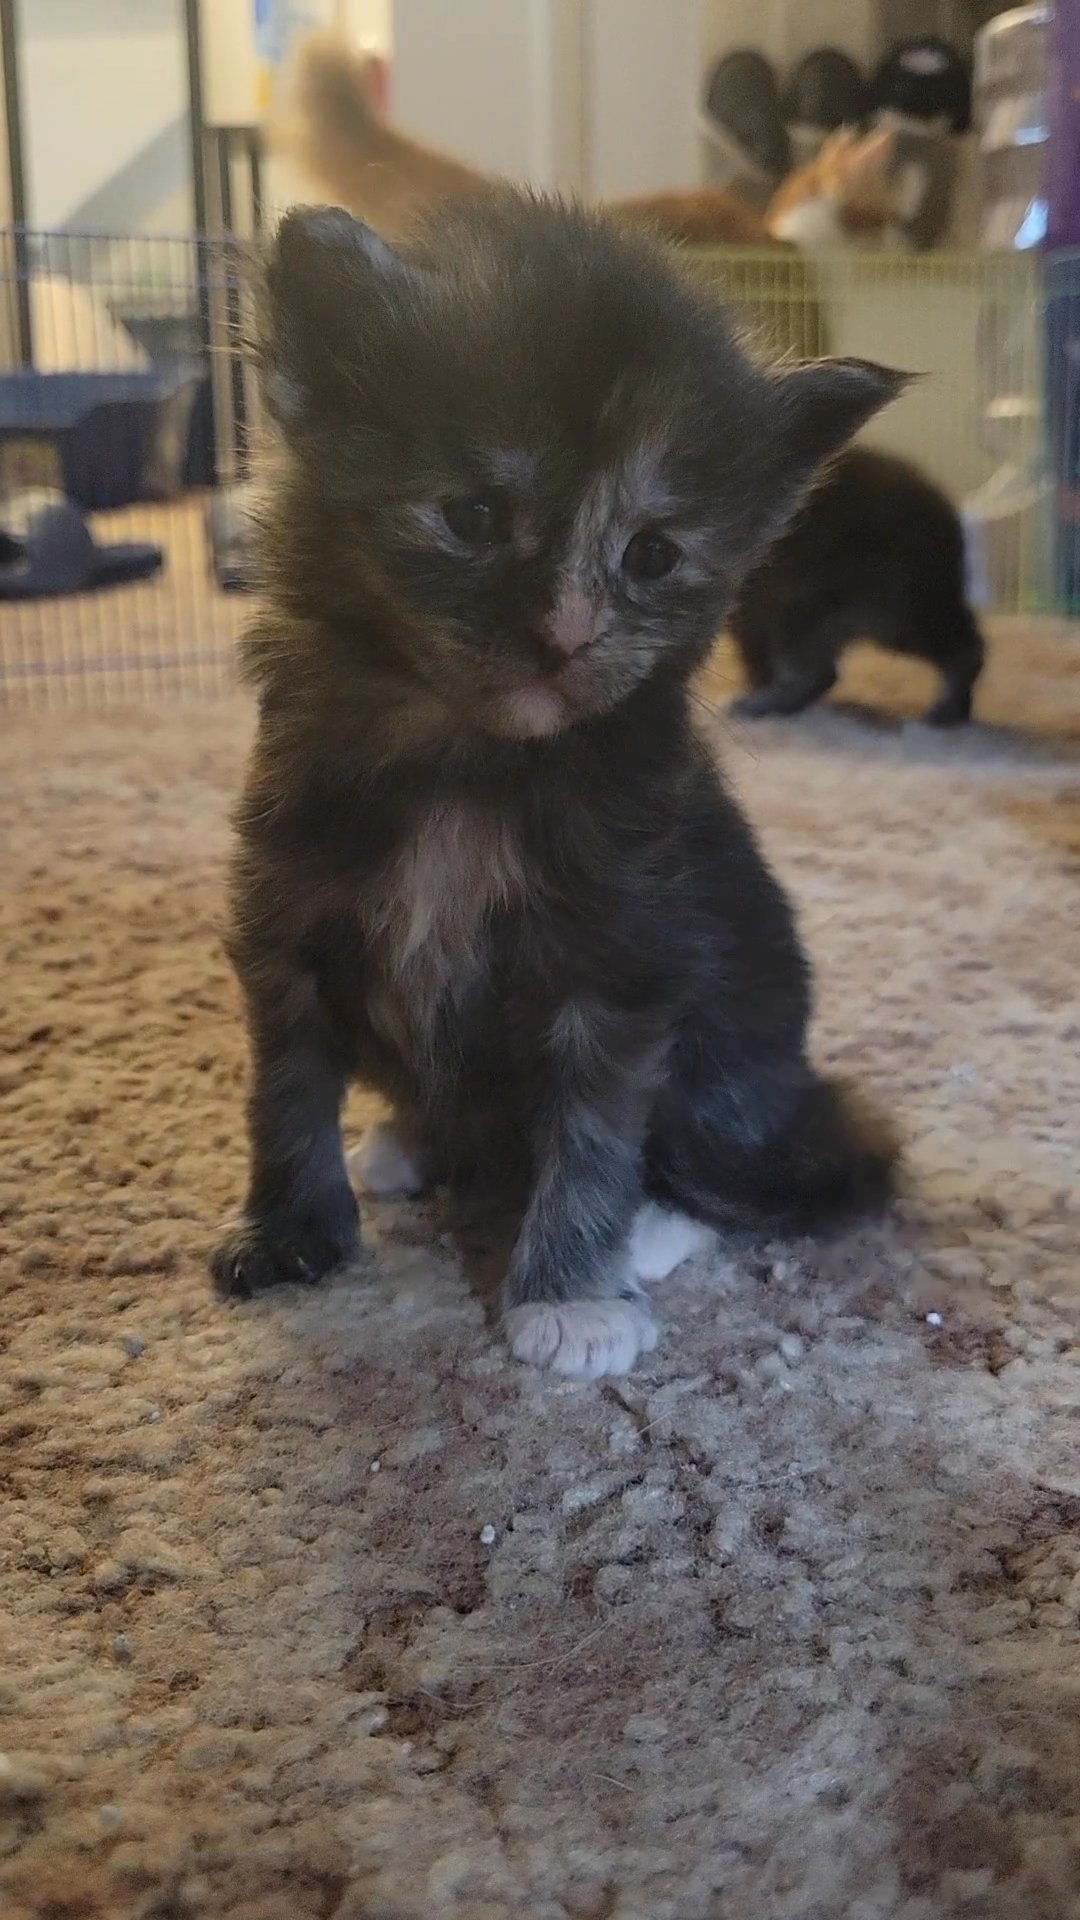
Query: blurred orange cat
277 33 899 252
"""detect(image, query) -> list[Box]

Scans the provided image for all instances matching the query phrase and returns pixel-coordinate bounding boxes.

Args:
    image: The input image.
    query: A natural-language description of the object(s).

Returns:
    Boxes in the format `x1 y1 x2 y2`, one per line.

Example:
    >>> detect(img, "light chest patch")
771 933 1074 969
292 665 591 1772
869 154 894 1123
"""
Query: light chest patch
363 803 525 1056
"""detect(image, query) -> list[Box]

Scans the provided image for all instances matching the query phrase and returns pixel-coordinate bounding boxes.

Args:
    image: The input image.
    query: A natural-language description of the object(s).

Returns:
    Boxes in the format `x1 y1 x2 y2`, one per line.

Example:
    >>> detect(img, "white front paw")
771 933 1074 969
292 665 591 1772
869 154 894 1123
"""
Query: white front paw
628 1203 712 1283
347 1120 426 1197
504 1298 658 1379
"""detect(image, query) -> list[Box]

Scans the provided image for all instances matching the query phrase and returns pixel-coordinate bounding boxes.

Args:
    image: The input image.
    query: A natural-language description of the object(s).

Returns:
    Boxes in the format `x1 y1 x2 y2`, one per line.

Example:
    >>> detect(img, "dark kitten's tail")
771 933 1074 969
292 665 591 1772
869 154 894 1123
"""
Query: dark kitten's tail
924 605 986 727
648 1071 899 1239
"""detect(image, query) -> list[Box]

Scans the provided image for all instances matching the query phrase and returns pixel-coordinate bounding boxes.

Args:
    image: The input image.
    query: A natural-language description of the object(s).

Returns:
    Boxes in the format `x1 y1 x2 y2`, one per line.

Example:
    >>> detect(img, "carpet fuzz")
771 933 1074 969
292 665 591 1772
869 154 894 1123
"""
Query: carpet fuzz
2 626 1079 1920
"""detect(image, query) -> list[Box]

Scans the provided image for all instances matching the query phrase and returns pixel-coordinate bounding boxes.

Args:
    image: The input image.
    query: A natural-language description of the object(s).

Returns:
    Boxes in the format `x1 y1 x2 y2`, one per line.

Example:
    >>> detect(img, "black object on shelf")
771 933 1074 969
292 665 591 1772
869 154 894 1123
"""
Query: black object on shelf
0 368 202 510
783 48 868 135
704 50 792 184
872 37 972 134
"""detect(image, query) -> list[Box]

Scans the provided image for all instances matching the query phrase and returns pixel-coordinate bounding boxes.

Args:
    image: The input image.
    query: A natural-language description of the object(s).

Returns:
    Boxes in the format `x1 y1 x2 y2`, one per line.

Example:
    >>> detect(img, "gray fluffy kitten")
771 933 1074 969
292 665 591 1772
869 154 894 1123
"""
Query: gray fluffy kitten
212 192 902 1377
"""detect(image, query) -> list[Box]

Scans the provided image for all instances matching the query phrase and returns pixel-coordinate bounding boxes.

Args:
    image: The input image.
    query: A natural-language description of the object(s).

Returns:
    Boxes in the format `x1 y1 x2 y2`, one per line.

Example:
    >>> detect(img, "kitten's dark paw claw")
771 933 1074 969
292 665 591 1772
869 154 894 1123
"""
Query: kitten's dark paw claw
210 1210 362 1301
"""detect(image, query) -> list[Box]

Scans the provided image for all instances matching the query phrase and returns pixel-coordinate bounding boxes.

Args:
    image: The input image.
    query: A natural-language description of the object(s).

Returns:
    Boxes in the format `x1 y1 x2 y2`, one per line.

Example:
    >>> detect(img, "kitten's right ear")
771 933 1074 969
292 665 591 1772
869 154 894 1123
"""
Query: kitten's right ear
778 356 910 476
745 355 910 559
263 205 405 426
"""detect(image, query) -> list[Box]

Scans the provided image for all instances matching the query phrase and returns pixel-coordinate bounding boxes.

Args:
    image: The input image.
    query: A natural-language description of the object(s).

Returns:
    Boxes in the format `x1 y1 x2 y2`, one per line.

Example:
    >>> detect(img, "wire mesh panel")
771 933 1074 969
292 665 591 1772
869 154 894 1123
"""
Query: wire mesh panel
691 246 1052 619
0 228 254 712
0 228 1067 714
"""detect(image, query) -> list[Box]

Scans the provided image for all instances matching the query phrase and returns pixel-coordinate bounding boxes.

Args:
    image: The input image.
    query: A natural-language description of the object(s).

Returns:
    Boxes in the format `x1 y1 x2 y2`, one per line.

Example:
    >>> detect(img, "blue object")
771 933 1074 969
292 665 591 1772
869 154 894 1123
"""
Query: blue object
0 498 162 601
0 368 199 510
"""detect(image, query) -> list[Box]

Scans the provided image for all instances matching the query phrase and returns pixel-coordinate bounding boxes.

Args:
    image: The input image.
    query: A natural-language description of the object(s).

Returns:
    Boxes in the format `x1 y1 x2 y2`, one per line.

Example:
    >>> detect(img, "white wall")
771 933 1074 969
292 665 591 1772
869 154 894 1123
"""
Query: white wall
392 0 583 187
585 0 700 198
337 0 392 51
390 0 700 196
22 0 192 233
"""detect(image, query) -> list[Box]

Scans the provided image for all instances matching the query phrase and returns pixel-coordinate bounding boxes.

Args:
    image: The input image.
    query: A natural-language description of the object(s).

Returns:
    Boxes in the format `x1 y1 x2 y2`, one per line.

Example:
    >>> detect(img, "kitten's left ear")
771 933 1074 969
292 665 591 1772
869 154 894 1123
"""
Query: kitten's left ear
262 205 408 426
748 355 909 558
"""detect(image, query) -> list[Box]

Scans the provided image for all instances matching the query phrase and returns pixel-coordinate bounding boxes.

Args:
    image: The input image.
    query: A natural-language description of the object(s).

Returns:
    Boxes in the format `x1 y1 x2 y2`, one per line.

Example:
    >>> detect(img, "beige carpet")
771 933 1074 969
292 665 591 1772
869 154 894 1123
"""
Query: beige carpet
2 625 1080 1920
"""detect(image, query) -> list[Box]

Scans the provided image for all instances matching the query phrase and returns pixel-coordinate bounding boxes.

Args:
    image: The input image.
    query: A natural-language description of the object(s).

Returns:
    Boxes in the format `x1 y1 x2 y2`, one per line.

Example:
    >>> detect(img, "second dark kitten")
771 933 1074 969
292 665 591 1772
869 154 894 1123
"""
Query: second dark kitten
729 446 986 725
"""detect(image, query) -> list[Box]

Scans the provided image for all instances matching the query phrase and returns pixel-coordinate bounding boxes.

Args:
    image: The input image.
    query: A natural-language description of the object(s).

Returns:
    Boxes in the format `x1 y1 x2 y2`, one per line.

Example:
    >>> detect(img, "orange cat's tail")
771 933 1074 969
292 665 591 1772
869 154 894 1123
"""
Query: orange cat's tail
274 33 488 239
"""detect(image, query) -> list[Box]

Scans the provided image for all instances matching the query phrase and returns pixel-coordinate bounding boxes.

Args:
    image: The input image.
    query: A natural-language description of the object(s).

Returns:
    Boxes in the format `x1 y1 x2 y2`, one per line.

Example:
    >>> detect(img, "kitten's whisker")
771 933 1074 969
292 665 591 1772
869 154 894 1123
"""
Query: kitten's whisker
688 684 763 765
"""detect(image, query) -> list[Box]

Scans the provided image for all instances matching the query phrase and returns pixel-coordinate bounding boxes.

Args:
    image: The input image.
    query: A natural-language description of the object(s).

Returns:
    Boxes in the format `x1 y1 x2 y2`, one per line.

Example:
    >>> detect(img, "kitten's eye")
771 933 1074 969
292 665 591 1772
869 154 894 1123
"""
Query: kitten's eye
442 495 502 546
621 530 681 582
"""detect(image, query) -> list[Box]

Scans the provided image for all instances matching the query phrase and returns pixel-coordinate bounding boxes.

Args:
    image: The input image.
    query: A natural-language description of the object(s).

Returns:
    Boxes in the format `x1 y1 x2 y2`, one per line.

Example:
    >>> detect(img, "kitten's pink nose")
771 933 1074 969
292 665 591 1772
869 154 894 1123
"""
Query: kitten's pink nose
541 591 601 660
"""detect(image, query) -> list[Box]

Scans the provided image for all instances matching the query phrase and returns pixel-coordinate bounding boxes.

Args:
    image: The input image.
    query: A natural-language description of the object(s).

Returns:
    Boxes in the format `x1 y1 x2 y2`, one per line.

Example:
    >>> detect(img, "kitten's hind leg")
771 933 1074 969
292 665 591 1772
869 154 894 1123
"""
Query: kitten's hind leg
730 660 837 720
646 1063 898 1241
628 1202 713 1282
923 612 985 727
729 617 775 691
924 678 973 727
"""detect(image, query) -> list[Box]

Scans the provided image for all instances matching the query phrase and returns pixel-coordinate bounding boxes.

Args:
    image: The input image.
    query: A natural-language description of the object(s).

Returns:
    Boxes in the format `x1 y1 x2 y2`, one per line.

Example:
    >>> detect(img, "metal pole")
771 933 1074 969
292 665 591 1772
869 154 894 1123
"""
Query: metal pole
183 0 209 237
217 128 249 469
248 128 264 236
183 0 216 483
0 0 32 365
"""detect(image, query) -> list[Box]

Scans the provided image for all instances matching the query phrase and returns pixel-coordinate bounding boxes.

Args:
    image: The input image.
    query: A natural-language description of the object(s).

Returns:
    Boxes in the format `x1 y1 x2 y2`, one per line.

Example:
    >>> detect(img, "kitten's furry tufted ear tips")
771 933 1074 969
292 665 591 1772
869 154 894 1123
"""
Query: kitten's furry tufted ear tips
740 357 911 569
262 206 403 424
778 357 911 475
271 204 400 295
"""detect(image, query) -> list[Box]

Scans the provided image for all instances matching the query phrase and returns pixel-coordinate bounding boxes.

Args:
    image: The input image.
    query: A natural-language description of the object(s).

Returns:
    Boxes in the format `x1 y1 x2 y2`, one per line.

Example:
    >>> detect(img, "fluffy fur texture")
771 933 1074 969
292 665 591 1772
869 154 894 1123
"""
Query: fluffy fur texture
730 446 986 725
211 192 904 1374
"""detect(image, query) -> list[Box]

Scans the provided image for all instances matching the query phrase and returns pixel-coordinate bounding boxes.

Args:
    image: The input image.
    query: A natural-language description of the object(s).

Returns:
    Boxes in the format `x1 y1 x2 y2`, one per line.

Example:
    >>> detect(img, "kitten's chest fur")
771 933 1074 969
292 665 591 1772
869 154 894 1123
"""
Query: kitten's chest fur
361 800 525 1060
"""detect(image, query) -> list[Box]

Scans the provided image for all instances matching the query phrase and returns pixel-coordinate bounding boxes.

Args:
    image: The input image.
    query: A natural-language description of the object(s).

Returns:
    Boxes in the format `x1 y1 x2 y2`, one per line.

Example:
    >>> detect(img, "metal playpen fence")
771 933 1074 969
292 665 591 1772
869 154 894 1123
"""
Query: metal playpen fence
0 227 1072 712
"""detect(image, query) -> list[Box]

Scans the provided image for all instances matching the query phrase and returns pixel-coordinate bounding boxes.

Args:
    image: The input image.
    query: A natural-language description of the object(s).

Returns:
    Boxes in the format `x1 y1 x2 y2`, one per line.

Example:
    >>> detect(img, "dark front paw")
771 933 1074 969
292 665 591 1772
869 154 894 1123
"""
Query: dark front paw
211 1199 361 1300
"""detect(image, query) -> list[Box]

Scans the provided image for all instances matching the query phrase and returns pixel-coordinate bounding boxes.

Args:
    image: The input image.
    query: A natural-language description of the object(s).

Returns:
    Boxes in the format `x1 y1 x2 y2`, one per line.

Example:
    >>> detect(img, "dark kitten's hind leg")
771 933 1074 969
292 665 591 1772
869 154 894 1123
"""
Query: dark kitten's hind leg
730 661 838 720
922 609 985 727
925 679 973 727
729 615 838 720
646 1062 898 1242
211 961 361 1299
729 619 775 692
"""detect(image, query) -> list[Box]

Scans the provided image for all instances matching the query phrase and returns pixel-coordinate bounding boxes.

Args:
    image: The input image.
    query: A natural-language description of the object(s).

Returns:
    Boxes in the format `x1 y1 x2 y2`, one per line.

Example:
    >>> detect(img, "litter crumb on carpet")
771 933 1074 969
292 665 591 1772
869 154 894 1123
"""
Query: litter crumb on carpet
1 623 1079 1919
